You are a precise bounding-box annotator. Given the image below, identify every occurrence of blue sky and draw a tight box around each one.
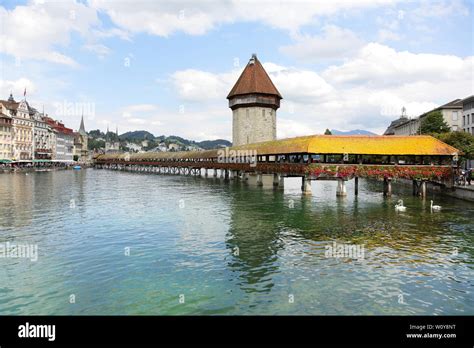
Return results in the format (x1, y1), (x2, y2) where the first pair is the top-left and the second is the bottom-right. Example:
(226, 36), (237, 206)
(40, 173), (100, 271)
(1, 0), (473, 140)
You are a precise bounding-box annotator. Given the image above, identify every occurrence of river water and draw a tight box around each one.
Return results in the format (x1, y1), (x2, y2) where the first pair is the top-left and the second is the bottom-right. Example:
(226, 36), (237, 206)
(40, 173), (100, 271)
(0, 169), (473, 315)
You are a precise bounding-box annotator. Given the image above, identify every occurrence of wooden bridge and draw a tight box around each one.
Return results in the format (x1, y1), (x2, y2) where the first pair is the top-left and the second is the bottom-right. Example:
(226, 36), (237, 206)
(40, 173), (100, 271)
(94, 135), (460, 197)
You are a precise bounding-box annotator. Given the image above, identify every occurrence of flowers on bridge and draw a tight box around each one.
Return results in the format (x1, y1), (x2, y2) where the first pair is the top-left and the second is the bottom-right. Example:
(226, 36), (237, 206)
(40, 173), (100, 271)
(306, 164), (451, 180)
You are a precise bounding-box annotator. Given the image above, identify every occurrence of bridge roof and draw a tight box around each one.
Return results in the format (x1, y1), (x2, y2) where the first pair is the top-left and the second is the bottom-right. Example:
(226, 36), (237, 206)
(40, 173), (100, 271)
(233, 135), (461, 156)
(96, 135), (460, 162)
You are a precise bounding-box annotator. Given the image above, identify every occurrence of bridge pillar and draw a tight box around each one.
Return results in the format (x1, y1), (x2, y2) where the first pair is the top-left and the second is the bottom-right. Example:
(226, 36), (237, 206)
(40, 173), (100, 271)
(421, 180), (427, 198)
(242, 172), (249, 182)
(336, 179), (347, 197)
(273, 173), (280, 187)
(383, 177), (392, 196)
(301, 176), (312, 194)
(279, 175), (285, 187)
(204, 169), (208, 177)
(256, 172), (263, 186)
(224, 169), (229, 180)
(354, 177), (359, 196)
(213, 169), (217, 177)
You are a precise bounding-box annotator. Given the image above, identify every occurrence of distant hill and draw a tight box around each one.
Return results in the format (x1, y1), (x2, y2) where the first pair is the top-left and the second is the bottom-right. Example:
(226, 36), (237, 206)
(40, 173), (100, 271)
(197, 139), (232, 149)
(89, 129), (232, 150)
(331, 129), (377, 135)
(119, 130), (155, 141)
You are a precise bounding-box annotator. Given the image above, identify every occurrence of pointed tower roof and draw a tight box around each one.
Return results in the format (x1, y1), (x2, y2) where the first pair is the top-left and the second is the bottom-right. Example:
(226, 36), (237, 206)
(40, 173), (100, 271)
(79, 114), (86, 134)
(227, 54), (282, 99)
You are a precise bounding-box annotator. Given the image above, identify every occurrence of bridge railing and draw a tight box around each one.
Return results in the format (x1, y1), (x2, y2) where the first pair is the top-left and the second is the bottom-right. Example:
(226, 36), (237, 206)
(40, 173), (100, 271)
(95, 158), (453, 182)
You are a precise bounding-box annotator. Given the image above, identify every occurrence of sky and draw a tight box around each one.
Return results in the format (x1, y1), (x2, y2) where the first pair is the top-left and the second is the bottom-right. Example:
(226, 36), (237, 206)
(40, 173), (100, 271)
(0, 0), (473, 140)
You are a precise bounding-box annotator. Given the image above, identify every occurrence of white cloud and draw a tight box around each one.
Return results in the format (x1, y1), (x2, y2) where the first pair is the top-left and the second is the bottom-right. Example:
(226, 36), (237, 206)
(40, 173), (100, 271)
(82, 44), (111, 58)
(171, 69), (239, 102)
(0, 1), (100, 66)
(322, 43), (473, 87)
(377, 29), (401, 42)
(90, 0), (402, 37)
(280, 25), (364, 61)
(166, 44), (472, 137)
(0, 78), (36, 98)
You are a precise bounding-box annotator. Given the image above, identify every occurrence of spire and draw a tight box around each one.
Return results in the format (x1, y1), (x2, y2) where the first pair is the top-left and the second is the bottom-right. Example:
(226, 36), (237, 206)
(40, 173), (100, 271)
(79, 113), (86, 134)
(227, 54), (282, 99)
(8, 92), (14, 102)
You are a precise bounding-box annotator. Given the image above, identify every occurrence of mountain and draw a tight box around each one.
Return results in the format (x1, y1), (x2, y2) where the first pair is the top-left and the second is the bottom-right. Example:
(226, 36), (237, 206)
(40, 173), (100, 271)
(331, 129), (377, 135)
(119, 130), (155, 141)
(197, 139), (232, 149)
(89, 129), (232, 150)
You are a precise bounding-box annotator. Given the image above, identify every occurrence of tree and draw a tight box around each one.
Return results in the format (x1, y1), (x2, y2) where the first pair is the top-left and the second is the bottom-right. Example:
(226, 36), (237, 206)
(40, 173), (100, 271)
(435, 131), (474, 162)
(324, 129), (332, 135)
(419, 110), (450, 134)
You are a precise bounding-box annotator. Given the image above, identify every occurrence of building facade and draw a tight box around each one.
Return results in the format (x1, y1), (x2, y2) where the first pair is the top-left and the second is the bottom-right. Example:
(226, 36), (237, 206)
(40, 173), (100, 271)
(227, 54), (282, 146)
(44, 117), (74, 161)
(32, 111), (53, 160)
(462, 95), (474, 135)
(384, 99), (463, 136)
(12, 99), (34, 160)
(0, 112), (13, 160)
(462, 95), (474, 169)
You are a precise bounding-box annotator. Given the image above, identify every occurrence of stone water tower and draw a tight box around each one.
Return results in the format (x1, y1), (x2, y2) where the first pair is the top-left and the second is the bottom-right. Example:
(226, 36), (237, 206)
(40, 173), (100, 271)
(227, 54), (282, 146)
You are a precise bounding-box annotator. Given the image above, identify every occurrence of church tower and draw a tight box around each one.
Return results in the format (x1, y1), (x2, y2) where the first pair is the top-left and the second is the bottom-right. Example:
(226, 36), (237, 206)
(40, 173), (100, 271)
(227, 54), (282, 146)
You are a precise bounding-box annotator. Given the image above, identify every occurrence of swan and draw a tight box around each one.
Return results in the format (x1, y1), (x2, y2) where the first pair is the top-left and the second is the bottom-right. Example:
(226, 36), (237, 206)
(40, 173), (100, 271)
(395, 199), (406, 212)
(431, 200), (442, 212)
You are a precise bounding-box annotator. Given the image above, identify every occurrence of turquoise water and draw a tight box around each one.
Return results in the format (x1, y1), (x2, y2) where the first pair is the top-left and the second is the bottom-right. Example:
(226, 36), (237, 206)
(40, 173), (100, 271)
(0, 169), (473, 315)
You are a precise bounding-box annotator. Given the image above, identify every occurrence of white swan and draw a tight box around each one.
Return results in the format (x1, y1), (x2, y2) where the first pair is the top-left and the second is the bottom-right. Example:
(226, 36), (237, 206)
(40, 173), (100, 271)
(431, 200), (442, 212)
(395, 199), (406, 212)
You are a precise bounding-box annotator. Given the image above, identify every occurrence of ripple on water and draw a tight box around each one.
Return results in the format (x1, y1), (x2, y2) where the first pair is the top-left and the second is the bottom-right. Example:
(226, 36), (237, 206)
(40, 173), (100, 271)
(0, 170), (473, 315)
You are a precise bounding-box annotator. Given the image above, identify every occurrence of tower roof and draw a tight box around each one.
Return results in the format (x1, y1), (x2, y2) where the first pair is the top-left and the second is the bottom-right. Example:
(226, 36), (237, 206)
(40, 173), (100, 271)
(79, 114), (86, 134)
(227, 54), (282, 99)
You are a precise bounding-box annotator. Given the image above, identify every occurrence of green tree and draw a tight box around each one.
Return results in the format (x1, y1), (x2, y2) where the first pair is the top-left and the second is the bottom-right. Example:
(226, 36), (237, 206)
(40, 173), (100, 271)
(324, 129), (332, 135)
(435, 131), (474, 162)
(419, 110), (450, 134)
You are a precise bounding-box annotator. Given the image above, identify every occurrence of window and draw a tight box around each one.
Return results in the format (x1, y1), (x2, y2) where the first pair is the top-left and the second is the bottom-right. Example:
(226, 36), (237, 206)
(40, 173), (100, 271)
(463, 115), (466, 126)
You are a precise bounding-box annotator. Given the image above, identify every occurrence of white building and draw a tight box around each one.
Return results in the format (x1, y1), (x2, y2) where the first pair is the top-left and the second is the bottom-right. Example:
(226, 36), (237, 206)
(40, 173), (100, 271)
(32, 111), (54, 160)
(384, 99), (463, 135)
(462, 95), (474, 169)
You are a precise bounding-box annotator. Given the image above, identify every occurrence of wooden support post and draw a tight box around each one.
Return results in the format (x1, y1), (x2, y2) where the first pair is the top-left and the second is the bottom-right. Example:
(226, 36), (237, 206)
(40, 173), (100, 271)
(224, 169), (229, 180)
(383, 177), (392, 196)
(273, 173), (280, 187)
(413, 180), (417, 196)
(336, 178), (347, 197)
(256, 172), (263, 186)
(301, 176), (312, 195)
(213, 168), (217, 177)
(354, 177), (359, 196)
(204, 168), (208, 177)
(421, 181), (427, 198)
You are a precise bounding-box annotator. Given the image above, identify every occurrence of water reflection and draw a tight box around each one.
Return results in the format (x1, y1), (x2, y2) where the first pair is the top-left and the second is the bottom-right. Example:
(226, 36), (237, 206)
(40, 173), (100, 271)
(0, 170), (472, 315)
